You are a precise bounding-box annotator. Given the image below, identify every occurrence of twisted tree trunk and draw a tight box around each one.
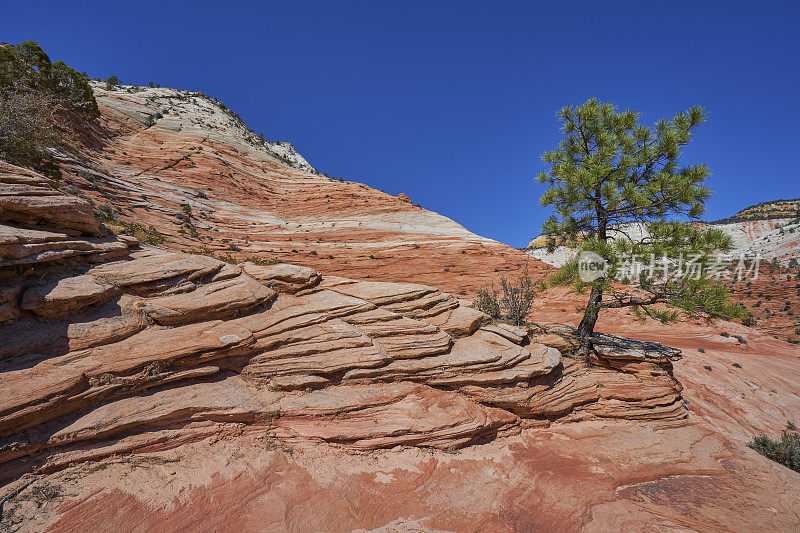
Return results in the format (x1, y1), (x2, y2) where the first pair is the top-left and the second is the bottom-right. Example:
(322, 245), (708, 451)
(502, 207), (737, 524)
(578, 285), (603, 357)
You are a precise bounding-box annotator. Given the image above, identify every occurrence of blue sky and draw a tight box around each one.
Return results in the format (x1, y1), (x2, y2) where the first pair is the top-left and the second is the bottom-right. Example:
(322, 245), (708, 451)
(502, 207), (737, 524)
(4, 1), (798, 247)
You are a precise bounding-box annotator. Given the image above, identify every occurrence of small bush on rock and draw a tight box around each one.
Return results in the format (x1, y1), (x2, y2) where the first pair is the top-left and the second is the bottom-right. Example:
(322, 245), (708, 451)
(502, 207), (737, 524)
(475, 274), (539, 326)
(123, 223), (165, 245)
(500, 275), (537, 326)
(749, 423), (800, 473)
(0, 42), (100, 172)
(475, 285), (502, 319)
(249, 256), (282, 266)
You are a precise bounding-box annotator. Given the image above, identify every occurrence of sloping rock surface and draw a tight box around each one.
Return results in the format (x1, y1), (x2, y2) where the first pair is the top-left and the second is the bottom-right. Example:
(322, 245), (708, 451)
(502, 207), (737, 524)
(0, 247), (689, 471)
(1, 89), (800, 531)
(3, 234), (798, 531)
(49, 82), (551, 297)
(0, 238), (713, 530)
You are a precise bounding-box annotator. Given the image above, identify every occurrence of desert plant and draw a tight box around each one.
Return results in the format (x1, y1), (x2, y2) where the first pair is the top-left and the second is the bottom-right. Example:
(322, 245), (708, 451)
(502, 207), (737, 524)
(475, 274), (539, 325)
(186, 245), (216, 257)
(248, 256), (282, 266)
(1, 41), (98, 118)
(0, 89), (65, 170)
(500, 275), (537, 326)
(537, 99), (747, 354)
(36, 160), (62, 180)
(474, 285), (502, 319)
(105, 75), (118, 90)
(217, 253), (239, 264)
(123, 223), (165, 245)
(144, 112), (163, 127)
(0, 41), (99, 172)
(94, 205), (117, 222)
(749, 423), (800, 473)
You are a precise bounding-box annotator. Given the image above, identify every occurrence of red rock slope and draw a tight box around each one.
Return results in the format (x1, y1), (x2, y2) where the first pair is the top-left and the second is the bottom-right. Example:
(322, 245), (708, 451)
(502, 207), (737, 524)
(1, 166), (799, 532)
(56, 82), (545, 295)
(1, 80), (800, 531)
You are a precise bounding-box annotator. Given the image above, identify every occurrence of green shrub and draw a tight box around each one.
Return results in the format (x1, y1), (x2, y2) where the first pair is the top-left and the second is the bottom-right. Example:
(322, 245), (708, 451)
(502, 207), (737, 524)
(123, 223), (165, 245)
(499, 275), (537, 326)
(749, 423), (800, 473)
(94, 205), (117, 222)
(475, 285), (502, 319)
(186, 245), (215, 257)
(475, 274), (539, 326)
(0, 41), (99, 170)
(37, 160), (62, 180)
(248, 256), (282, 266)
(0, 90), (65, 170)
(217, 253), (239, 264)
(105, 75), (118, 90)
(187, 249), (282, 267)
(144, 112), (163, 127)
(1, 42), (99, 118)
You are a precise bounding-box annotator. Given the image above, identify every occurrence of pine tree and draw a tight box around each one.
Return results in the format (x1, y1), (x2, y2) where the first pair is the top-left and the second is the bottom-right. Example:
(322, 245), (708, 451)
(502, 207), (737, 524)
(536, 99), (749, 355)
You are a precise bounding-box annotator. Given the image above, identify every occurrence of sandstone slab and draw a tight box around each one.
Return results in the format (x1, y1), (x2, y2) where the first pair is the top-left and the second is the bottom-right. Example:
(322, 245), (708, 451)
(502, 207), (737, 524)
(20, 274), (115, 318)
(0, 162), (102, 236)
(242, 262), (321, 293)
(143, 275), (276, 325)
(278, 382), (519, 450)
(90, 252), (224, 291)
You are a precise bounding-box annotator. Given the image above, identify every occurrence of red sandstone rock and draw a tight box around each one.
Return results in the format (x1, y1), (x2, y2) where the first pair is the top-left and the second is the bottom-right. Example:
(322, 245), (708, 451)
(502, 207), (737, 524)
(20, 274), (115, 318)
(242, 262), (321, 293)
(0, 162), (103, 236)
(142, 274), (276, 325)
(1, 85), (799, 532)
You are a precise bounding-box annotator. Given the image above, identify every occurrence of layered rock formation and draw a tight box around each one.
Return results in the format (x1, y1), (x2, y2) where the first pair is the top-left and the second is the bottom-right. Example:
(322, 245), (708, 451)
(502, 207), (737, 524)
(0, 166), (687, 481)
(1, 82), (800, 531)
(48, 82), (546, 296)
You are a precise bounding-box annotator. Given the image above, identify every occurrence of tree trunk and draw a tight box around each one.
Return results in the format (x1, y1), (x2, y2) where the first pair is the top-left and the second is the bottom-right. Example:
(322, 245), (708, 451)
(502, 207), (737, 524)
(578, 285), (603, 358)
(579, 183), (607, 360)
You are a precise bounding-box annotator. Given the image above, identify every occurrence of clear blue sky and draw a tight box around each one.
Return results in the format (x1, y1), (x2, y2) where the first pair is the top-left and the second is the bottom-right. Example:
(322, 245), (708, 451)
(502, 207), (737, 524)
(4, 1), (798, 247)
